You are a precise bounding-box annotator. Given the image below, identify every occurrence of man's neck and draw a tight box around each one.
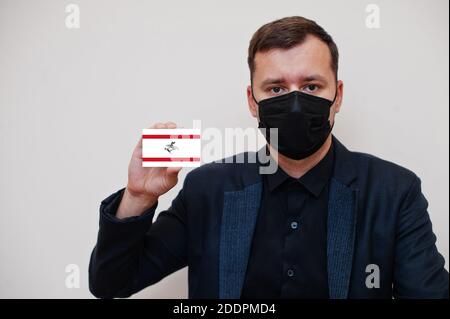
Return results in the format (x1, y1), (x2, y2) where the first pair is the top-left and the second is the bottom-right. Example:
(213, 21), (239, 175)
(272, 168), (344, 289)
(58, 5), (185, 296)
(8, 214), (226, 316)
(268, 135), (333, 179)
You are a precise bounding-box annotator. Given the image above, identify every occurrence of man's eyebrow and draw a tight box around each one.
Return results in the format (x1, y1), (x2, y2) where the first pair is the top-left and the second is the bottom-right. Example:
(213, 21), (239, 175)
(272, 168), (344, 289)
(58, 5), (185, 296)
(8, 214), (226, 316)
(260, 78), (285, 86)
(259, 74), (329, 87)
(304, 74), (328, 83)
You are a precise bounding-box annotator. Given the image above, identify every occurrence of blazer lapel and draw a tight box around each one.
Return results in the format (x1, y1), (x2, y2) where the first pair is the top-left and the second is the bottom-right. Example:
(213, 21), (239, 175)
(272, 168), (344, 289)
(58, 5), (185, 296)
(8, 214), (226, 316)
(218, 182), (263, 299)
(327, 135), (359, 299)
(327, 178), (358, 298)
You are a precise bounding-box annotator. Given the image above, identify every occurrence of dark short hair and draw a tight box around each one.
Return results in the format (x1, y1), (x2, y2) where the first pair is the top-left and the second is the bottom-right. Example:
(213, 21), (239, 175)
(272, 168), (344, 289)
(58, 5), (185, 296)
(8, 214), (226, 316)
(247, 16), (339, 83)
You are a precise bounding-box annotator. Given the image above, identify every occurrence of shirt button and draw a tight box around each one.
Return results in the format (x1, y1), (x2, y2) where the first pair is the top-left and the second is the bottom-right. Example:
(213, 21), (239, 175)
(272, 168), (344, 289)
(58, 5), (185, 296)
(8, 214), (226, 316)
(287, 269), (295, 277)
(290, 221), (298, 230)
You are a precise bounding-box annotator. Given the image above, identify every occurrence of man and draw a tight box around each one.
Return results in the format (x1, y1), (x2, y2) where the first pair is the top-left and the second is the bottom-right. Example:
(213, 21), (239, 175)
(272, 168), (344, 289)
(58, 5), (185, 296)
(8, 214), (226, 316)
(89, 16), (449, 299)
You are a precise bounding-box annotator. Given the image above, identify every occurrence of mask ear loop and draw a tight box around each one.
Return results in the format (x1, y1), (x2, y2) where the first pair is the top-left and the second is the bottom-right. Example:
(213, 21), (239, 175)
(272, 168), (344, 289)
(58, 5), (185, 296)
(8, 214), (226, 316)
(330, 83), (338, 105)
(251, 80), (271, 156)
(328, 82), (339, 132)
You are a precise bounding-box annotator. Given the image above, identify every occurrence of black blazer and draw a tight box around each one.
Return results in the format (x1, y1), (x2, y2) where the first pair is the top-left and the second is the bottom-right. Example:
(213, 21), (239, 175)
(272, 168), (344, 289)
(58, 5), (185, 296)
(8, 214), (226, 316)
(89, 135), (449, 299)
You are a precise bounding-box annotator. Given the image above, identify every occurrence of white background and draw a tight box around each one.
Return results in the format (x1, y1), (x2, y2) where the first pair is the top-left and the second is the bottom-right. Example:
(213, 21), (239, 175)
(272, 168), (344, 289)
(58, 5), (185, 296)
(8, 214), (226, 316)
(0, 0), (448, 298)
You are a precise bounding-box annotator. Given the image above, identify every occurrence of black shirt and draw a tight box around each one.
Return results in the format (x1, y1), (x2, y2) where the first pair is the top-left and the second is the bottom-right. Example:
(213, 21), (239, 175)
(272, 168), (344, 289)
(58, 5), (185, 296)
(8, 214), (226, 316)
(241, 141), (335, 298)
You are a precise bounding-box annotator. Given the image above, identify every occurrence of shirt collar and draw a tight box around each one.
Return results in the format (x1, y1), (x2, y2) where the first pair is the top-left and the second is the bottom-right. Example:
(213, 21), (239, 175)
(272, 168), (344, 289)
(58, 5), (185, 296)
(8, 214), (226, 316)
(266, 141), (335, 197)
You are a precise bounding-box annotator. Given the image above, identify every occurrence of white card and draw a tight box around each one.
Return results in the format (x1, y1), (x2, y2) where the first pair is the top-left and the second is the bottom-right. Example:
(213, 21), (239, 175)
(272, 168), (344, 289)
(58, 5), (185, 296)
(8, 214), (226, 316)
(141, 129), (201, 167)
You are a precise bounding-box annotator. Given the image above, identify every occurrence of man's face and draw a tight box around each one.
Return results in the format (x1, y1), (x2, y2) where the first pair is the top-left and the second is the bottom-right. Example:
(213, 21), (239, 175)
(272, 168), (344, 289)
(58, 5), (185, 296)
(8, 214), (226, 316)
(247, 35), (343, 125)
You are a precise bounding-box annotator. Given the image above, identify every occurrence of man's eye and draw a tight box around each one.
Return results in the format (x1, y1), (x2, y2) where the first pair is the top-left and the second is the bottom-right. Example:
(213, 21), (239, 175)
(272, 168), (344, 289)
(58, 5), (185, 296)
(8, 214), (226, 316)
(304, 84), (319, 92)
(270, 87), (284, 94)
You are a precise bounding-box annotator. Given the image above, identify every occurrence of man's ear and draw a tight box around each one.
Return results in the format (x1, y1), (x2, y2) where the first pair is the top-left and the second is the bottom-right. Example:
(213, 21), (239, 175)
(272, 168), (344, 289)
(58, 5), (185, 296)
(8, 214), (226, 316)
(247, 85), (258, 118)
(333, 80), (344, 114)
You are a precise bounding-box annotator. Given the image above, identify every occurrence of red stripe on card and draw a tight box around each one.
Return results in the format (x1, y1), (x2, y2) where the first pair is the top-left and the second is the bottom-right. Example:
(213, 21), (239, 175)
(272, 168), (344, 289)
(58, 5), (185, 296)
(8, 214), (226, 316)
(142, 157), (200, 162)
(142, 134), (200, 139)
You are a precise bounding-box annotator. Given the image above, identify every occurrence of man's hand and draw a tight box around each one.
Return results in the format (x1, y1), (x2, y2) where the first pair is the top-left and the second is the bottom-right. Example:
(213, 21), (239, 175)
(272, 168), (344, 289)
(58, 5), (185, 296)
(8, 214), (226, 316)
(116, 122), (182, 219)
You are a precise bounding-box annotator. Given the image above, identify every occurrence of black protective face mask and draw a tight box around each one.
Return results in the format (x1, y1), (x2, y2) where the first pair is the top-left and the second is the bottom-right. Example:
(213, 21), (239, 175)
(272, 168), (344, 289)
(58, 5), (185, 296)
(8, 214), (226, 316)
(253, 88), (337, 160)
